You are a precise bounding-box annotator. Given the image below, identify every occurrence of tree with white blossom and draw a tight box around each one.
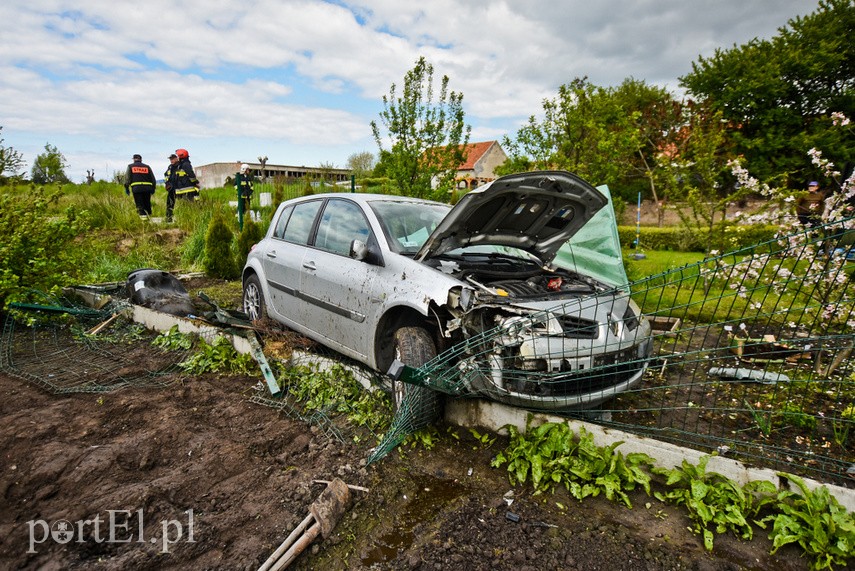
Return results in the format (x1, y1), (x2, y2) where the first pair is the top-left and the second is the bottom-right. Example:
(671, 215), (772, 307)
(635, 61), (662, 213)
(720, 113), (854, 373)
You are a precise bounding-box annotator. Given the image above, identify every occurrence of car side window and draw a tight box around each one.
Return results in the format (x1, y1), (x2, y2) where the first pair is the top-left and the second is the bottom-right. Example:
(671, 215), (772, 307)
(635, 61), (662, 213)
(281, 201), (322, 245)
(272, 205), (294, 239)
(315, 199), (371, 256)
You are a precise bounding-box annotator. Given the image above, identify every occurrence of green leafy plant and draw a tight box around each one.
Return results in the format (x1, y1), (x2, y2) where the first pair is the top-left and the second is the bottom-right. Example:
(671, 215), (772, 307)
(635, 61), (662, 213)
(178, 335), (255, 374)
(405, 425), (441, 450)
(236, 215), (264, 263)
(831, 405), (854, 448)
(468, 427), (496, 448)
(151, 325), (195, 351)
(745, 399), (773, 436)
(757, 473), (855, 571)
(778, 402), (818, 431)
(491, 421), (655, 507)
(654, 454), (776, 551)
(279, 364), (392, 435)
(0, 186), (89, 308)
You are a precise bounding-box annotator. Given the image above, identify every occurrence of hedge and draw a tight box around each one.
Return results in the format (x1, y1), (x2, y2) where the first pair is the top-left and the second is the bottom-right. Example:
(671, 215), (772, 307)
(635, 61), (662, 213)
(618, 224), (780, 253)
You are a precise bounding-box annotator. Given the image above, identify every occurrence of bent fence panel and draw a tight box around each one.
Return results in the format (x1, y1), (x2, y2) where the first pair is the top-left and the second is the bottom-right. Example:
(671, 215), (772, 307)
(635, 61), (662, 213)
(372, 221), (855, 485)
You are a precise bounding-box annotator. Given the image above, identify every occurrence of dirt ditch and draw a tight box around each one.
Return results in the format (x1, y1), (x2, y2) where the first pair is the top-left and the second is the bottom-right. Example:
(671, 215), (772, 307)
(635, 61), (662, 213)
(0, 358), (819, 570)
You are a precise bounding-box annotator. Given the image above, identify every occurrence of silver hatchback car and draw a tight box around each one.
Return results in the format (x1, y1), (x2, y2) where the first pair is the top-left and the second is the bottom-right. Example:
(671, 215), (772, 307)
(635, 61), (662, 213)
(242, 171), (651, 412)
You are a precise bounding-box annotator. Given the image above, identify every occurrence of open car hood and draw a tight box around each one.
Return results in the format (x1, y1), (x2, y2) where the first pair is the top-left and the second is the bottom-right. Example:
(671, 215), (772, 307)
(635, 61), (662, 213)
(416, 171), (608, 264)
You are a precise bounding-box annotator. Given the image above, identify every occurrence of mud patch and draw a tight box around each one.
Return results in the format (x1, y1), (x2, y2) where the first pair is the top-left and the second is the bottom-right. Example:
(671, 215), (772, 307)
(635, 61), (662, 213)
(0, 368), (814, 570)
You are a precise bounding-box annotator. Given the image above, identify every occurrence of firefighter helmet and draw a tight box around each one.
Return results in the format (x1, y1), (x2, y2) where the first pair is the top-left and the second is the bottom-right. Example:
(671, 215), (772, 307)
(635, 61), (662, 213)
(175, 148), (189, 160)
(240, 163), (250, 173)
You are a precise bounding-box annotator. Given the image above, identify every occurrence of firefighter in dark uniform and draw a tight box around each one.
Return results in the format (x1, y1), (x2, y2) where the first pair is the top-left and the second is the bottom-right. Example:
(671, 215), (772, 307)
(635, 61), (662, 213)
(124, 154), (157, 219)
(173, 148), (200, 201)
(235, 163), (254, 230)
(164, 153), (179, 222)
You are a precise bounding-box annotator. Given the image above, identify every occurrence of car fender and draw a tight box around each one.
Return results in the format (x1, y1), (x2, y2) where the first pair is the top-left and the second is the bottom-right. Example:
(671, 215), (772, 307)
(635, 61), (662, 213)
(366, 255), (464, 370)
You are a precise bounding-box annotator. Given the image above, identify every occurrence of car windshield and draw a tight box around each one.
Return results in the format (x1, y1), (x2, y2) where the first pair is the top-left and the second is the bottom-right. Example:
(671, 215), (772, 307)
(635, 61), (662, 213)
(369, 200), (450, 255)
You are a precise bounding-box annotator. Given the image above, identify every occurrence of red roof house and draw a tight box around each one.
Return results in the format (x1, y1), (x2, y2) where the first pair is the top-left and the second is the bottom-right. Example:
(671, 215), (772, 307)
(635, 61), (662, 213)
(453, 141), (508, 189)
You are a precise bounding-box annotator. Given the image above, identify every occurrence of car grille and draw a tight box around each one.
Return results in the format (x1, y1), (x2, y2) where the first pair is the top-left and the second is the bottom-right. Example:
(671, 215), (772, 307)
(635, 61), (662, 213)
(556, 315), (599, 338)
(505, 347), (643, 397)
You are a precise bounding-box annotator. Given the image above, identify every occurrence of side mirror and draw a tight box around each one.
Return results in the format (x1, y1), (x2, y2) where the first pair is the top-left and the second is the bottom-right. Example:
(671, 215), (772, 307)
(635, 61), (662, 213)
(350, 239), (369, 261)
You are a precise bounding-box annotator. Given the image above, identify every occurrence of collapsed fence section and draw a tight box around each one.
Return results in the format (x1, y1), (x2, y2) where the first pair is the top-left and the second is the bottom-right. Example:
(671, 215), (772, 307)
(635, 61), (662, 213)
(0, 298), (192, 394)
(370, 221), (855, 485)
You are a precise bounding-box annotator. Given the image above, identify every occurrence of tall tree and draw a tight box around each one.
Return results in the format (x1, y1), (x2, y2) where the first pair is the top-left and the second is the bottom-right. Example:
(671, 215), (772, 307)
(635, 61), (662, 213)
(679, 0), (855, 185)
(653, 103), (745, 251)
(498, 77), (643, 196)
(31, 143), (69, 185)
(371, 56), (471, 200)
(0, 126), (26, 178)
(346, 151), (376, 178)
(610, 79), (684, 212)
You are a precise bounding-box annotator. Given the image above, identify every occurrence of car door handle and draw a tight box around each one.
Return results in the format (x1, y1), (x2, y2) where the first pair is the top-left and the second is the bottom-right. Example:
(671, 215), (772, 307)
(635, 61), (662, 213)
(266, 251), (277, 258)
(302, 260), (317, 271)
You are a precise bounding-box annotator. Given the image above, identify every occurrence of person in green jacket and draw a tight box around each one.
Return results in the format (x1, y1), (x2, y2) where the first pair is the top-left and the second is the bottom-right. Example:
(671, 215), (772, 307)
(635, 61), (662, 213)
(235, 163), (254, 230)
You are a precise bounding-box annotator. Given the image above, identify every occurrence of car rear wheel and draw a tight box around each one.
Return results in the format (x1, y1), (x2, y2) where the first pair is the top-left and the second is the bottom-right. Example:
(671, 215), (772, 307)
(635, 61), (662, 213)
(392, 327), (442, 422)
(243, 274), (268, 321)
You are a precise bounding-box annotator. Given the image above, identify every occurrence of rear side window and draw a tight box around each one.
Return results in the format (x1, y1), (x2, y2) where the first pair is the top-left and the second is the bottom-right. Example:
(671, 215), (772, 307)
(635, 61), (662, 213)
(281, 201), (322, 245)
(272, 205), (294, 238)
(315, 199), (371, 256)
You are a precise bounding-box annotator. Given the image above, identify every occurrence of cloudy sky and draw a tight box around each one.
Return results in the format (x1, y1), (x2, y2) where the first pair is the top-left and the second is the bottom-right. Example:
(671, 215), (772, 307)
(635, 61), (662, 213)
(0, 0), (819, 183)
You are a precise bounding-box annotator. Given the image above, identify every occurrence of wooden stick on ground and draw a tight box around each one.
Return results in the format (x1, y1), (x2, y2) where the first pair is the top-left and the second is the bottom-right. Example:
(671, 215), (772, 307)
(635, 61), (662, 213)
(86, 313), (121, 335)
(257, 514), (314, 571)
(312, 479), (369, 493)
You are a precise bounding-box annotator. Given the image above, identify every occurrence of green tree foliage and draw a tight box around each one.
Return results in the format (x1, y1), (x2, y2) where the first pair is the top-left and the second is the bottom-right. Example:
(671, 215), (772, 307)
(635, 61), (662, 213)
(679, 0), (855, 184)
(0, 186), (88, 307)
(371, 56), (471, 200)
(31, 143), (70, 185)
(654, 103), (749, 252)
(498, 77), (646, 199)
(203, 210), (238, 279)
(346, 151), (376, 179)
(236, 215), (263, 263)
(611, 79), (684, 208)
(0, 126), (26, 178)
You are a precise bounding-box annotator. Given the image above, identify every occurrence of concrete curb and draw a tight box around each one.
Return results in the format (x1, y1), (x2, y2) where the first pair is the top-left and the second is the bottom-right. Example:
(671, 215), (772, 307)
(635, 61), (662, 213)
(131, 305), (253, 354)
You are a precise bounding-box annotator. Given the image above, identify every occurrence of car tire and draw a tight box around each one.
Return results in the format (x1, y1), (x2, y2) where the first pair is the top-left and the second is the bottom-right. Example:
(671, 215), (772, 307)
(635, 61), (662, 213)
(392, 326), (442, 423)
(243, 274), (268, 321)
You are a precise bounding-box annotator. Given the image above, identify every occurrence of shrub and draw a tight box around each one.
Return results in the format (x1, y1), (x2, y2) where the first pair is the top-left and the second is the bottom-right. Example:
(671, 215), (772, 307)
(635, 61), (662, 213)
(0, 186), (89, 307)
(202, 210), (238, 279)
(618, 224), (778, 252)
(236, 216), (264, 264)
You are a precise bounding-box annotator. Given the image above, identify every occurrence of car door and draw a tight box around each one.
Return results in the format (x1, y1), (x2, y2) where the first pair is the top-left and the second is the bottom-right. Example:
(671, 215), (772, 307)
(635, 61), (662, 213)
(261, 199), (322, 327)
(298, 198), (381, 360)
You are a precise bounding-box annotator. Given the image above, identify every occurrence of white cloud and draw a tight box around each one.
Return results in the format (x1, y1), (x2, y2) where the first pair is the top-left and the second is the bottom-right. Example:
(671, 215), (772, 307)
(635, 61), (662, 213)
(0, 0), (820, 181)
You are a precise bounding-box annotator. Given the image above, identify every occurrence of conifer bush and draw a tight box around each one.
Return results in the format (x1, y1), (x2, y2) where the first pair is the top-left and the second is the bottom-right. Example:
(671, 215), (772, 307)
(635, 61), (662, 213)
(202, 210), (239, 279)
(236, 216), (263, 264)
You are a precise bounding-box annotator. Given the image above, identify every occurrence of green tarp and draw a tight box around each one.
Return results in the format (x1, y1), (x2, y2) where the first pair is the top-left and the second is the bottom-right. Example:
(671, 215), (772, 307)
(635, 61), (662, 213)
(552, 185), (629, 290)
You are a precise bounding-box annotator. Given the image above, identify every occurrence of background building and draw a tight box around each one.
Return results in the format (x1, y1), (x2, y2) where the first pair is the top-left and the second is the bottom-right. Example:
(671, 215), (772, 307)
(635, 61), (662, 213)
(195, 162), (351, 189)
(452, 141), (508, 190)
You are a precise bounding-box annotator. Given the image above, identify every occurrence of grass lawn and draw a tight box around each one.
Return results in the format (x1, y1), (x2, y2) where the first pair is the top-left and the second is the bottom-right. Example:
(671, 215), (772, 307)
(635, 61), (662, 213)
(623, 249), (706, 281)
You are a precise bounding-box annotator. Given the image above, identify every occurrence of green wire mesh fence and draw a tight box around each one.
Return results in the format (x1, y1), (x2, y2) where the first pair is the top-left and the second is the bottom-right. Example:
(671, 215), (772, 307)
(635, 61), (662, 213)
(0, 294), (384, 448)
(0, 295), (190, 394)
(369, 220), (855, 485)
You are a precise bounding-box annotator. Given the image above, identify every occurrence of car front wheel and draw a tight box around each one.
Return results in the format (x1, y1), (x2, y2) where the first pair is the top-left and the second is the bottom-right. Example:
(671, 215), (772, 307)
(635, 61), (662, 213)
(392, 326), (442, 423)
(243, 274), (268, 321)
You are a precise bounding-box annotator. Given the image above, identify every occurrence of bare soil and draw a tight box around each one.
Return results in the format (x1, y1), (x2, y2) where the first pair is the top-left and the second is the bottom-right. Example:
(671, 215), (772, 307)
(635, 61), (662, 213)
(0, 351), (823, 570)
